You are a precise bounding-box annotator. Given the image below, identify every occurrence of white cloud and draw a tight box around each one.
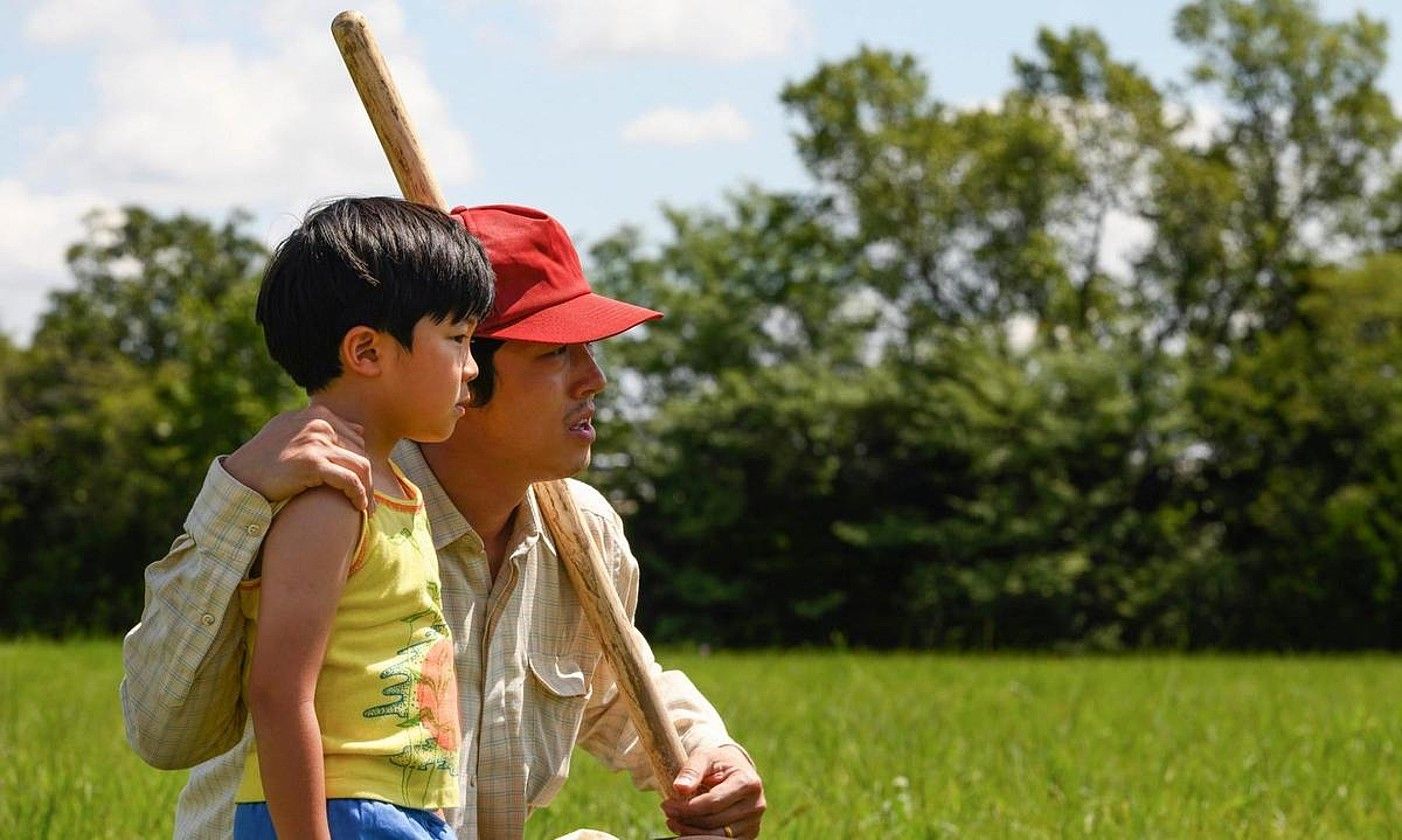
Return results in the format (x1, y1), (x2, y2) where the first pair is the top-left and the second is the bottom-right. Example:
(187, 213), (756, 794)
(0, 76), (24, 114)
(5, 0), (477, 342)
(19, 0), (473, 210)
(0, 181), (108, 342)
(22, 0), (474, 213)
(533, 0), (805, 62)
(24, 0), (159, 47)
(621, 102), (751, 146)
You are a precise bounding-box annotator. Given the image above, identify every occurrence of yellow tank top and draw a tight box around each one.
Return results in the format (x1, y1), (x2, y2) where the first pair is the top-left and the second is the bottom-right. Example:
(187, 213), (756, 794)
(236, 464), (460, 810)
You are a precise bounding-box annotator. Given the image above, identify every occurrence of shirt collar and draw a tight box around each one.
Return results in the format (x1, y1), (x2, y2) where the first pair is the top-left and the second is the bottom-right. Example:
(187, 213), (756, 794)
(519, 484), (549, 556)
(391, 440), (547, 558)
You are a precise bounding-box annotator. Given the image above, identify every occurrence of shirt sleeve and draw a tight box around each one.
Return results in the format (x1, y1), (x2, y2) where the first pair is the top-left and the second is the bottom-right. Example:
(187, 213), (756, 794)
(572, 493), (752, 791)
(119, 457), (273, 770)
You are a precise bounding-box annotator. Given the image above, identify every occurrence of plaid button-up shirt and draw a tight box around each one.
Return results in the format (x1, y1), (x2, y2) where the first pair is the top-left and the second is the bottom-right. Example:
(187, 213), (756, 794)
(121, 442), (739, 839)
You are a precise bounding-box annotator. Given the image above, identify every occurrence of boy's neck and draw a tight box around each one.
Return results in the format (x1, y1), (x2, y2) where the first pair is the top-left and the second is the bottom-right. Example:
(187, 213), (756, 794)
(308, 390), (400, 494)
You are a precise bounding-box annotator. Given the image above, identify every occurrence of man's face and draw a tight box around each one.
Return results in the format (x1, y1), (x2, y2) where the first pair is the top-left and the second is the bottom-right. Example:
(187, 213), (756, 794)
(457, 340), (606, 483)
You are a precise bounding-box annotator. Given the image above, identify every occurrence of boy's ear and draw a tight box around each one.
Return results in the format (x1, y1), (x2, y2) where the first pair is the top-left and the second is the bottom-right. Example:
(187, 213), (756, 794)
(339, 326), (386, 378)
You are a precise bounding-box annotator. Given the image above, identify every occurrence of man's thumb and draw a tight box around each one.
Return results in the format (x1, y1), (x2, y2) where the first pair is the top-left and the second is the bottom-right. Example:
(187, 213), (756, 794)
(672, 754), (709, 795)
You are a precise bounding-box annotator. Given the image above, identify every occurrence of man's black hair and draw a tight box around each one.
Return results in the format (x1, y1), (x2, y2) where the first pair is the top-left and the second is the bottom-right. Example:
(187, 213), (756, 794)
(257, 196), (495, 393)
(467, 337), (505, 407)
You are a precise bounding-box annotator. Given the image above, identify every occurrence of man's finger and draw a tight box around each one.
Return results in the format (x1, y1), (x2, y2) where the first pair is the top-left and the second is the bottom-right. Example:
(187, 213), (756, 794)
(300, 415), (338, 442)
(667, 814), (761, 839)
(324, 416), (367, 452)
(332, 450), (376, 512)
(337, 425), (367, 453)
(301, 409), (366, 453)
(318, 462), (372, 511)
(672, 749), (715, 797)
(330, 450), (374, 491)
(664, 793), (754, 832)
(666, 802), (753, 833)
(666, 769), (752, 817)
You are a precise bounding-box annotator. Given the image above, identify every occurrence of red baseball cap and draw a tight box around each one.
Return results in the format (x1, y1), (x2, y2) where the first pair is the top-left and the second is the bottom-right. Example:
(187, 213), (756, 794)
(450, 204), (662, 342)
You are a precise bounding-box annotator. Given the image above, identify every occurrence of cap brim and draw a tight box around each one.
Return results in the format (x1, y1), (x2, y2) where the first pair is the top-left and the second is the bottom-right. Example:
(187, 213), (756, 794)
(478, 292), (662, 343)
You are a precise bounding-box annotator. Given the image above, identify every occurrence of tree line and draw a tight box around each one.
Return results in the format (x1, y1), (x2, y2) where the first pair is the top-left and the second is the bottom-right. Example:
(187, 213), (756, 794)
(2, 0), (1399, 648)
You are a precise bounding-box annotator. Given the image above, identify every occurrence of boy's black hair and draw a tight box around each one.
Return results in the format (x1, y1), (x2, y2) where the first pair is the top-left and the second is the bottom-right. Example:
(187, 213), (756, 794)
(257, 197), (495, 393)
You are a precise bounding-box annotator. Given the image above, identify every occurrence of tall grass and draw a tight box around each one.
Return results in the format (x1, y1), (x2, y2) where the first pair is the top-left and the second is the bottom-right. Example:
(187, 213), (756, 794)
(1, 642), (1397, 838)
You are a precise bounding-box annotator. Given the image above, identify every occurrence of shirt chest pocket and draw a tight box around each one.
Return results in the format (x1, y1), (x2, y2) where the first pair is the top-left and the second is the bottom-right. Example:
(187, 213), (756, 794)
(523, 649), (601, 807)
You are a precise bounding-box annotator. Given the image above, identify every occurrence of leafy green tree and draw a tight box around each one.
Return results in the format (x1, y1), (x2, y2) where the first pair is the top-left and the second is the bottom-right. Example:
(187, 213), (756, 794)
(0, 207), (296, 634)
(1011, 27), (1174, 336)
(4, 0), (1398, 650)
(779, 48), (1088, 336)
(1193, 255), (1402, 647)
(586, 0), (1401, 650)
(1161, 0), (1399, 346)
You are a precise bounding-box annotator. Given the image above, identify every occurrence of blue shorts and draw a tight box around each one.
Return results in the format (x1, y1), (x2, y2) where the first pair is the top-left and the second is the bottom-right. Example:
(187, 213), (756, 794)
(233, 799), (456, 839)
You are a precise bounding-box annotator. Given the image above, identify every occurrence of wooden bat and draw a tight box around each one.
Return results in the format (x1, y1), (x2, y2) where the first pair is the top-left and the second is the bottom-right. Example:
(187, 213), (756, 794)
(330, 9), (689, 797)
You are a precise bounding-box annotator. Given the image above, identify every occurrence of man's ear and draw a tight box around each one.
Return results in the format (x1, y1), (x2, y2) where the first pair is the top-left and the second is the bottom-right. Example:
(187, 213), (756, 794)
(339, 326), (386, 378)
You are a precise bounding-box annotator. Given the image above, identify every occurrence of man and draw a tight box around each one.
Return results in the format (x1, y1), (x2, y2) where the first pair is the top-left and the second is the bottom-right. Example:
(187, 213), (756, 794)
(121, 204), (766, 839)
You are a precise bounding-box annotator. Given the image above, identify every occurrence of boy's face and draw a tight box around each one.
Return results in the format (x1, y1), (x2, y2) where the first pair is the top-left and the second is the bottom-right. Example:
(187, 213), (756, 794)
(385, 316), (479, 443)
(455, 340), (606, 483)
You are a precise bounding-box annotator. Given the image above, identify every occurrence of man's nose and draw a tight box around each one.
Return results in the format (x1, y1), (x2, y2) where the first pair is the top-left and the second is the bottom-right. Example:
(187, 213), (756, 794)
(572, 345), (606, 397)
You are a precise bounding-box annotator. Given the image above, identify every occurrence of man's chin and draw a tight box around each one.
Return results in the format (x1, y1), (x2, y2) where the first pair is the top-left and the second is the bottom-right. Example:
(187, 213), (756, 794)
(554, 450), (591, 481)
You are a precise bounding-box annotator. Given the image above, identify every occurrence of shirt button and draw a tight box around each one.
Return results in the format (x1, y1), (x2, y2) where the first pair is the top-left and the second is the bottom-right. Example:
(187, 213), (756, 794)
(201, 613), (216, 626)
(245, 524), (262, 536)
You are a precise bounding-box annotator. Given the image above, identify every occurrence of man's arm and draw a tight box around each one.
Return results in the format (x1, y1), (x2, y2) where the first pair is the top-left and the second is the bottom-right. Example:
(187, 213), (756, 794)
(579, 622), (765, 838)
(120, 457), (273, 769)
(120, 406), (371, 770)
(568, 482), (766, 839)
(248, 488), (359, 840)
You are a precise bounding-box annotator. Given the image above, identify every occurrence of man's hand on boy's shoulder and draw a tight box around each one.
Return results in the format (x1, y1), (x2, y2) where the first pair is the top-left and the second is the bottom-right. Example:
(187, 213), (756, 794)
(224, 405), (374, 511)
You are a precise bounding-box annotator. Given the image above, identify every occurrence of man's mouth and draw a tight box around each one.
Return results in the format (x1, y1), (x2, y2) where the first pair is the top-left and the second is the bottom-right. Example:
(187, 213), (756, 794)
(567, 405), (595, 435)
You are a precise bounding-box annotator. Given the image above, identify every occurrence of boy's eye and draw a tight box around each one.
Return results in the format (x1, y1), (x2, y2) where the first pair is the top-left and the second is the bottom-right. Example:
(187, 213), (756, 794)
(451, 319), (478, 341)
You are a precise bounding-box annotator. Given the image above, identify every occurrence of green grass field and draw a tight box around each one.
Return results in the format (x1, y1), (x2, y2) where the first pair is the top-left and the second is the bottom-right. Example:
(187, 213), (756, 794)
(1, 641), (1398, 838)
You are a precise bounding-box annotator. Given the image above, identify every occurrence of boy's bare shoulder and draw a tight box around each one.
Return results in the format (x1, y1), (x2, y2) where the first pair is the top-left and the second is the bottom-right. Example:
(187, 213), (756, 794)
(271, 485), (362, 533)
(288, 484), (361, 511)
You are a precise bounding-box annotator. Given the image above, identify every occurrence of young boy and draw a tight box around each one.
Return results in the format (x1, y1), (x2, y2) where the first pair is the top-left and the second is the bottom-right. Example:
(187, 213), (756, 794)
(232, 197), (494, 839)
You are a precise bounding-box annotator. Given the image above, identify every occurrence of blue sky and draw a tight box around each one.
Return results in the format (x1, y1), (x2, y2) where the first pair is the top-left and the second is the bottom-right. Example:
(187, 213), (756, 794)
(2, 0), (1398, 342)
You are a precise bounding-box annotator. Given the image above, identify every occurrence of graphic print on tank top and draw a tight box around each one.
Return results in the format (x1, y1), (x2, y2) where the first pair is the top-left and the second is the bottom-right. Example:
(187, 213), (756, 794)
(363, 574), (461, 803)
